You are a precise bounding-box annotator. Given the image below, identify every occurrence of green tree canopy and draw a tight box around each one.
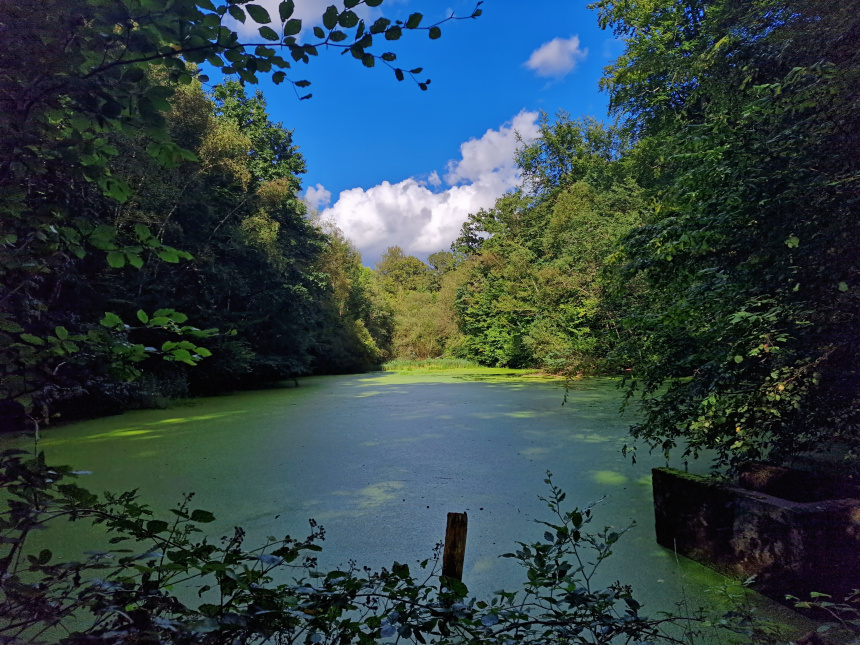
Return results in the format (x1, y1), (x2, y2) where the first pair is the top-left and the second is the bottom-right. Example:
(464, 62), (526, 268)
(595, 0), (860, 469)
(375, 246), (431, 295)
(451, 116), (646, 371)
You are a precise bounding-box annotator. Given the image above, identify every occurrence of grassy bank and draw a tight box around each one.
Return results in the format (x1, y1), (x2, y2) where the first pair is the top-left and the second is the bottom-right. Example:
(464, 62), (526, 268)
(381, 358), (483, 371)
(380, 358), (546, 377)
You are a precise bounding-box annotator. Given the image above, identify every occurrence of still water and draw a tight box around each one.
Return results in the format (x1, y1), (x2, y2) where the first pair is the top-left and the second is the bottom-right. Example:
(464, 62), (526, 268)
(18, 372), (790, 620)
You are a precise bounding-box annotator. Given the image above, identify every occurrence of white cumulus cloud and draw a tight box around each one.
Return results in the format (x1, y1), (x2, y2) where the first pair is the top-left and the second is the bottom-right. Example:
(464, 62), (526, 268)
(304, 183), (332, 211)
(318, 110), (541, 265)
(445, 110), (541, 185)
(524, 35), (588, 79)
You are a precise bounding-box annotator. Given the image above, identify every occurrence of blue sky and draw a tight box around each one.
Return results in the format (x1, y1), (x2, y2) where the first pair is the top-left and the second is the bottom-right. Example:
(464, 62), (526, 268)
(226, 0), (620, 265)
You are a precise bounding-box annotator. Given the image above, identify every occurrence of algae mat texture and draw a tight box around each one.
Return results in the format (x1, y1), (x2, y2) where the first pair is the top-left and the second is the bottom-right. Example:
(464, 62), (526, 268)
(20, 372), (781, 618)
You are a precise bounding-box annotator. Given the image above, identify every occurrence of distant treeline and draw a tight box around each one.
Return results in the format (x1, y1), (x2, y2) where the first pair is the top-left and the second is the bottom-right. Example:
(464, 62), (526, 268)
(374, 115), (643, 375)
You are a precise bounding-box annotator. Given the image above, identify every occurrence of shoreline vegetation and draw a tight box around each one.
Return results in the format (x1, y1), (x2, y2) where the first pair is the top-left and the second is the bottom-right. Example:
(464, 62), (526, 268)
(380, 358), (550, 377)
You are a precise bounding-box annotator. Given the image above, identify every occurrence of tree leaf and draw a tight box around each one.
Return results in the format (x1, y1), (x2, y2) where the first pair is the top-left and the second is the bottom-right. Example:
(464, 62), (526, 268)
(258, 25), (279, 41)
(0, 318), (24, 333)
(284, 19), (301, 36)
(370, 18), (390, 34)
(190, 509), (216, 523)
(171, 348), (196, 365)
(146, 520), (169, 534)
(227, 5), (245, 23)
(157, 250), (180, 263)
(100, 312), (123, 328)
(134, 223), (152, 240)
(107, 251), (126, 268)
(245, 4), (270, 23)
(338, 10), (358, 28)
(15, 394), (33, 411)
(278, 0), (294, 21)
(322, 5), (338, 30)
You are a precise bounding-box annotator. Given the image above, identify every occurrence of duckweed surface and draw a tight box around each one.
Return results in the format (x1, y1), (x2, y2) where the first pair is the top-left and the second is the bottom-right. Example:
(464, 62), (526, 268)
(9, 373), (800, 623)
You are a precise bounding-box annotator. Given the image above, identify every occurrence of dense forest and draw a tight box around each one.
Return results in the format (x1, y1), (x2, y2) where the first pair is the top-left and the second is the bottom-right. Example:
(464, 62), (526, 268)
(1, 75), (394, 428)
(2, 0), (858, 473)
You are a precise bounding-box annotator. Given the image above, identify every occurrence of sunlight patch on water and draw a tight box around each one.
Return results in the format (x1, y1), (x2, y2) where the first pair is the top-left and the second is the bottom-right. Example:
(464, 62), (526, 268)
(38, 411), (247, 447)
(522, 429), (548, 437)
(333, 481), (405, 510)
(361, 433), (442, 447)
(69, 428), (156, 443)
(470, 412), (501, 420)
(591, 470), (628, 485)
(37, 428), (135, 447)
(504, 411), (540, 419)
(147, 412), (244, 425)
(568, 432), (613, 444)
(471, 556), (498, 574)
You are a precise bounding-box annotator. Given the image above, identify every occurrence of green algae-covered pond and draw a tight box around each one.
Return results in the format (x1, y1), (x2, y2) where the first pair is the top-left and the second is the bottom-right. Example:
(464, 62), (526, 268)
(8, 372), (802, 623)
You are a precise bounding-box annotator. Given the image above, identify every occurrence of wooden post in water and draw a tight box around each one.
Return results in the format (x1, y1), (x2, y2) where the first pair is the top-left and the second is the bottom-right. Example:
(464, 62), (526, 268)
(442, 512), (468, 581)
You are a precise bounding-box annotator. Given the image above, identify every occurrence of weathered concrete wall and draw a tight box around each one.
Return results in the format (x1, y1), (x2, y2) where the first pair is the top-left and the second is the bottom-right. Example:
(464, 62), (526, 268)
(652, 467), (860, 601)
(736, 462), (860, 503)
